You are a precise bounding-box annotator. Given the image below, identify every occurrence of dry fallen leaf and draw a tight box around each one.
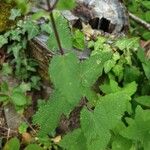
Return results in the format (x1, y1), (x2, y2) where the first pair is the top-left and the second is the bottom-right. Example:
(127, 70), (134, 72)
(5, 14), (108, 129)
(22, 132), (32, 144)
(51, 135), (61, 143)
(140, 40), (150, 58)
(82, 23), (94, 40)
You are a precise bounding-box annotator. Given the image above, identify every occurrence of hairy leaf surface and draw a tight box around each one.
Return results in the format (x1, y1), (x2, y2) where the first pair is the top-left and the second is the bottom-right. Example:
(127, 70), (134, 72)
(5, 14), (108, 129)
(80, 92), (131, 150)
(121, 106), (150, 146)
(59, 129), (87, 150)
(33, 52), (111, 137)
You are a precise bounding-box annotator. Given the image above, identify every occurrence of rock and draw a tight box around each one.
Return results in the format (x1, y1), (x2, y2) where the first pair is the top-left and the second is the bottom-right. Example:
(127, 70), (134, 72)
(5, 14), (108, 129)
(41, 0), (129, 34)
(63, 0), (129, 33)
(0, 76), (23, 131)
(27, 0), (129, 82)
(4, 104), (23, 131)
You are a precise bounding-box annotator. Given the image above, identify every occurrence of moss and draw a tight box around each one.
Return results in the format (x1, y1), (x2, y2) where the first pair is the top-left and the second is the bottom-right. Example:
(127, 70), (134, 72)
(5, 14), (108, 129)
(0, 1), (15, 33)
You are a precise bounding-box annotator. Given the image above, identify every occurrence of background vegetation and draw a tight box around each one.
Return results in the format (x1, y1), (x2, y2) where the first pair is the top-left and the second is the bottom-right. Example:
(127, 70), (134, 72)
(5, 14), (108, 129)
(0, 0), (150, 150)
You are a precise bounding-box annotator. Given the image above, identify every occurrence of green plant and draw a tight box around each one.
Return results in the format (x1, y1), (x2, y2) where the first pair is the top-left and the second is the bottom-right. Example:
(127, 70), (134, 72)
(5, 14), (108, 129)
(3, 137), (43, 150)
(4, 0), (31, 14)
(18, 122), (28, 134)
(125, 0), (150, 40)
(0, 81), (31, 112)
(0, 18), (40, 80)
(46, 12), (73, 52)
(1, 0), (150, 149)
(33, 35), (150, 150)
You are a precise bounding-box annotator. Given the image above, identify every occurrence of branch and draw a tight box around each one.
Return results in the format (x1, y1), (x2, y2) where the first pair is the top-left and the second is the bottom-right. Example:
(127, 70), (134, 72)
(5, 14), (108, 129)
(129, 12), (150, 31)
(46, 0), (64, 55)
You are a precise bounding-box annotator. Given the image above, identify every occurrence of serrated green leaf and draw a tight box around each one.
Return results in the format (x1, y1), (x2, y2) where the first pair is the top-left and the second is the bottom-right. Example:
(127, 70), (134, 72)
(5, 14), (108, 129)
(113, 52), (120, 61)
(34, 51), (98, 137)
(91, 37), (112, 56)
(49, 53), (82, 105)
(115, 37), (140, 51)
(30, 76), (41, 90)
(142, 31), (150, 40)
(9, 9), (21, 20)
(120, 106), (150, 144)
(9, 29), (22, 41)
(32, 10), (49, 20)
(0, 35), (8, 48)
(18, 122), (28, 134)
(19, 82), (31, 93)
(141, 1), (150, 10)
(112, 64), (124, 79)
(11, 91), (27, 106)
(80, 52), (112, 87)
(1, 63), (12, 76)
(124, 66), (141, 83)
(100, 83), (112, 94)
(142, 61), (150, 80)
(8, 43), (22, 60)
(109, 79), (121, 93)
(113, 121), (127, 135)
(41, 23), (52, 34)
(33, 91), (74, 137)
(137, 48), (150, 80)
(100, 80), (137, 96)
(34, 52), (111, 137)
(23, 20), (39, 40)
(81, 108), (111, 150)
(100, 79), (121, 94)
(80, 52), (112, 103)
(73, 29), (85, 50)
(80, 92), (131, 150)
(135, 96), (150, 107)
(82, 87), (98, 105)
(97, 92), (131, 129)
(93, 37), (107, 51)
(141, 81), (150, 95)
(112, 135), (132, 150)
(137, 48), (146, 63)
(59, 129), (87, 150)
(104, 59), (116, 73)
(122, 81), (137, 96)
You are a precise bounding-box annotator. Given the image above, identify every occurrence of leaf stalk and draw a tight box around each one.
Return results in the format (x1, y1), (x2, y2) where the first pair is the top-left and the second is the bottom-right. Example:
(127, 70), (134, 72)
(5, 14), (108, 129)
(46, 0), (64, 55)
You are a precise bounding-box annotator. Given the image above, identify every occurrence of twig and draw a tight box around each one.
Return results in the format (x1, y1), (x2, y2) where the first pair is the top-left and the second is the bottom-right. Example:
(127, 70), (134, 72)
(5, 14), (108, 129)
(6, 128), (10, 141)
(129, 12), (150, 31)
(46, 0), (64, 55)
(0, 126), (17, 133)
(22, 117), (37, 134)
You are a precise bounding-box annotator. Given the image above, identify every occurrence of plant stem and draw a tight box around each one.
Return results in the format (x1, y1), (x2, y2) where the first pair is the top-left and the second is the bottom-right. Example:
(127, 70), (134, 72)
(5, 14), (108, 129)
(50, 0), (59, 11)
(46, 0), (64, 55)
(129, 12), (150, 31)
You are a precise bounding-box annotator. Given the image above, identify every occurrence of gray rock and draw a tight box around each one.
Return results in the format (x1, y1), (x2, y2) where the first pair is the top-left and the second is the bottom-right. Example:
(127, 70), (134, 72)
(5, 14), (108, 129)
(35, 0), (128, 33)
(62, 0), (129, 33)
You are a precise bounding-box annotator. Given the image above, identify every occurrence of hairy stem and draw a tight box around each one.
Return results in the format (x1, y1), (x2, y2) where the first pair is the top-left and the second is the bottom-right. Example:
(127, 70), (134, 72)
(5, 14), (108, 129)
(46, 0), (64, 55)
